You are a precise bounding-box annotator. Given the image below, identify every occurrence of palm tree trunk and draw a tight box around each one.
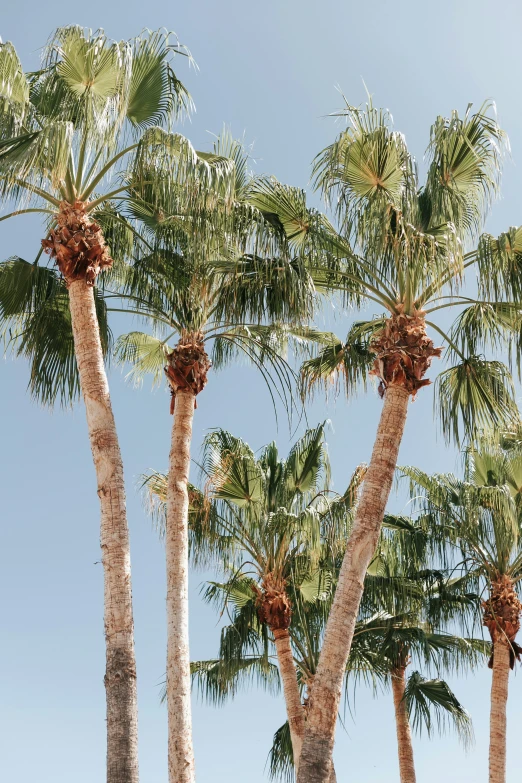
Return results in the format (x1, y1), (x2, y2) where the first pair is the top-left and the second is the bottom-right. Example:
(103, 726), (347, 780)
(296, 385), (410, 783)
(391, 667), (416, 783)
(166, 387), (196, 783)
(68, 279), (138, 783)
(273, 628), (305, 770)
(489, 639), (510, 783)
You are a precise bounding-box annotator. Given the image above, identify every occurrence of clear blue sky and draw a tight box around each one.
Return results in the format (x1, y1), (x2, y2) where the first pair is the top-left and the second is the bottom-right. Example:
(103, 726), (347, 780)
(2, 1), (522, 781)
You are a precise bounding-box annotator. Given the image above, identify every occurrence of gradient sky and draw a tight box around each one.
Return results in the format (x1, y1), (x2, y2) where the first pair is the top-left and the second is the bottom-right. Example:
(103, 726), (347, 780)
(2, 1), (522, 781)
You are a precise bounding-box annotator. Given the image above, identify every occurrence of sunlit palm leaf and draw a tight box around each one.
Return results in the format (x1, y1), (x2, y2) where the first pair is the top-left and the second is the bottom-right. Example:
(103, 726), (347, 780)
(0, 257), (111, 405)
(476, 225), (522, 302)
(404, 671), (474, 747)
(248, 176), (330, 250)
(448, 302), (522, 370)
(126, 30), (193, 128)
(267, 721), (294, 783)
(191, 656), (280, 707)
(425, 102), (506, 238)
(0, 41), (29, 136)
(0, 120), (73, 196)
(210, 252), (316, 325)
(314, 101), (411, 203)
(129, 128), (235, 219)
(300, 319), (381, 399)
(115, 330), (171, 386)
(203, 429), (264, 507)
(284, 422), (330, 498)
(435, 357), (520, 445)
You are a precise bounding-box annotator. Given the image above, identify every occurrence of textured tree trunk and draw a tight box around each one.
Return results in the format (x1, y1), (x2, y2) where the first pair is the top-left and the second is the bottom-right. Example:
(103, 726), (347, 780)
(68, 279), (138, 783)
(296, 385), (410, 783)
(166, 388), (196, 783)
(391, 668), (416, 783)
(489, 639), (510, 783)
(273, 628), (305, 770)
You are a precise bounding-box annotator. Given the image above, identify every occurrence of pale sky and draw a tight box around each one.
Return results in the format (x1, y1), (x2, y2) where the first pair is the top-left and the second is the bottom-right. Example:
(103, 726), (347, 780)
(2, 2), (522, 781)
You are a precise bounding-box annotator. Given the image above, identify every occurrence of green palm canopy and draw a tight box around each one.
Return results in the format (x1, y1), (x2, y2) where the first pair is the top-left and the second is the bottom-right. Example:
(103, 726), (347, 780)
(291, 98), (522, 444)
(402, 434), (522, 661)
(144, 433), (481, 782)
(0, 26), (192, 404)
(113, 131), (341, 416)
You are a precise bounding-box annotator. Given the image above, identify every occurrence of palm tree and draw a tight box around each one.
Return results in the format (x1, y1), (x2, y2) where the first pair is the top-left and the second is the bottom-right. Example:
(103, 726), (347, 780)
(203, 545), (478, 783)
(194, 601), (476, 783)
(346, 509), (483, 783)
(0, 28), (191, 783)
(1, 114), (329, 780)
(115, 133), (331, 783)
(367, 618), (477, 783)
(143, 424), (337, 774)
(146, 450), (478, 783)
(289, 98), (522, 783)
(402, 439), (522, 783)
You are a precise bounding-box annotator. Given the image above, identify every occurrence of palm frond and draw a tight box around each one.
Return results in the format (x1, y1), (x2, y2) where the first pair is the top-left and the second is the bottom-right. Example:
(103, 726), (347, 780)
(404, 671), (474, 747)
(128, 128), (235, 233)
(284, 422), (330, 501)
(35, 26), (132, 149)
(476, 225), (522, 302)
(267, 721), (294, 783)
(425, 102), (506, 239)
(210, 251), (316, 326)
(212, 127), (251, 200)
(435, 357), (520, 445)
(211, 324), (334, 371)
(0, 257), (111, 405)
(300, 319), (381, 400)
(313, 99), (416, 243)
(191, 655), (279, 706)
(202, 429), (264, 507)
(0, 120), (73, 200)
(126, 29), (193, 128)
(114, 330), (171, 386)
(0, 40), (30, 137)
(247, 175), (342, 255)
(447, 302), (522, 373)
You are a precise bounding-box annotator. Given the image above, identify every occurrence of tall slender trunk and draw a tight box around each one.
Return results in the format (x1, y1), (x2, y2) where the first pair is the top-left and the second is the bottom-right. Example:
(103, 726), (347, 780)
(166, 387), (196, 783)
(489, 639), (510, 783)
(68, 279), (139, 783)
(391, 667), (416, 783)
(296, 385), (410, 783)
(273, 628), (305, 770)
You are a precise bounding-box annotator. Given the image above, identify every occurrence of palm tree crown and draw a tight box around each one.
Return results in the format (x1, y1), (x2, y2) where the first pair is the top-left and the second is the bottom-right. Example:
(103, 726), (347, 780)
(299, 98), (522, 443)
(146, 440), (480, 783)
(0, 27), (192, 404)
(0, 28), (194, 783)
(113, 131), (337, 415)
(402, 436), (522, 783)
(403, 436), (522, 662)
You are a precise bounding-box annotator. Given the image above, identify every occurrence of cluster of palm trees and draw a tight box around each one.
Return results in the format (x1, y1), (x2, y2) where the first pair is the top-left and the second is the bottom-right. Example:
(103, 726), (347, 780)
(1, 24), (522, 783)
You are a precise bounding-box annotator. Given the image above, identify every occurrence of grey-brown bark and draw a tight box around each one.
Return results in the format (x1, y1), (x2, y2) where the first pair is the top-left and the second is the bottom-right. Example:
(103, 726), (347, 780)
(68, 279), (139, 783)
(296, 385), (410, 783)
(489, 639), (510, 783)
(391, 667), (416, 783)
(273, 627), (306, 770)
(166, 387), (196, 783)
